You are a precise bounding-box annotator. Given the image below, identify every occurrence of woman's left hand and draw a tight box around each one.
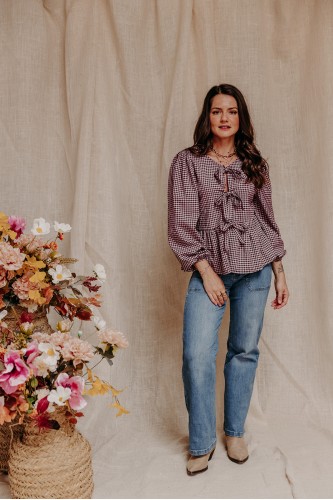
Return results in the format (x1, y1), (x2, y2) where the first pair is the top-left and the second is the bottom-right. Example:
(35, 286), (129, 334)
(271, 276), (289, 309)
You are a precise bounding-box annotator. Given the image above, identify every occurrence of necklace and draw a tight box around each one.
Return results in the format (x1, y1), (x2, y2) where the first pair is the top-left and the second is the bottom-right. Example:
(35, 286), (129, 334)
(211, 146), (237, 159)
(210, 146), (237, 167)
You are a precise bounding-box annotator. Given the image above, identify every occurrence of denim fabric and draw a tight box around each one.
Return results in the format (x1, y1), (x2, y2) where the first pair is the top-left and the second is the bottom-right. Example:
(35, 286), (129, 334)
(182, 262), (272, 456)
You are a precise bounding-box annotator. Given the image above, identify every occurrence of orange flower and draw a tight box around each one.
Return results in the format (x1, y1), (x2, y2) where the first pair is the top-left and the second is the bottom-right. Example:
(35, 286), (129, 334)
(43, 286), (54, 304)
(49, 241), (58, 251)
(18, 400), (29, 412)
(0, 397), (14, 425)
(0, 295), (5, 308)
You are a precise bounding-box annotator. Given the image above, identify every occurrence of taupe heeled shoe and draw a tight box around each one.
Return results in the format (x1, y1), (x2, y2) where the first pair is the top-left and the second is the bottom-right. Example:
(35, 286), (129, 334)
(186, 448), (215, 476)
(225, 435), (249, 464)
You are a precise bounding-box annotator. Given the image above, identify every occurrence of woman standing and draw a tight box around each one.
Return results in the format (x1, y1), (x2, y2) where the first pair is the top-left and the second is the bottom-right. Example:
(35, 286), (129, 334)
(168, 84), (289, 476)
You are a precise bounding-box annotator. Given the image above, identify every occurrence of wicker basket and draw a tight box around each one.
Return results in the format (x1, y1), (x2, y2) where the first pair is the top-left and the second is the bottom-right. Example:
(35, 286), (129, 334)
(8, 409), (94, 499)
(0, 422), (23, 473)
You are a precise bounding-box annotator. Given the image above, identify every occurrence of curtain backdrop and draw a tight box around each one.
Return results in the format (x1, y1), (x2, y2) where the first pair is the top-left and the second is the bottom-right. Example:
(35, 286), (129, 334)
(1, 0), (333, 498)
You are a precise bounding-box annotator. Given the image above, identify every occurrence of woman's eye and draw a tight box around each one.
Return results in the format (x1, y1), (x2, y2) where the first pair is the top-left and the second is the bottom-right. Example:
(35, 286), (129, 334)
(212, 110), (219, 115)
(230, 110), (238, 115)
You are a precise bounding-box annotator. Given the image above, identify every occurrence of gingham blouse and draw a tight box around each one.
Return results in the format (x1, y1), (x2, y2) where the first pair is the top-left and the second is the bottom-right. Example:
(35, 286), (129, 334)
(167, 148), (286, 274)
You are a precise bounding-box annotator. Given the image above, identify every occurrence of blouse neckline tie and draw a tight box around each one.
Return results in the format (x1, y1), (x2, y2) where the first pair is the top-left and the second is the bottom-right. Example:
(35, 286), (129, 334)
(214, 190), (243, 209)
(214, 166), (243, 184)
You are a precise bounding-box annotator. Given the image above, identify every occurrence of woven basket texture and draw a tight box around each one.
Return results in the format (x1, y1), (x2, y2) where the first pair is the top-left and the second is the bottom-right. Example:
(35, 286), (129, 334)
(8, 409), (94, 499)
(0, 422), (23, 473)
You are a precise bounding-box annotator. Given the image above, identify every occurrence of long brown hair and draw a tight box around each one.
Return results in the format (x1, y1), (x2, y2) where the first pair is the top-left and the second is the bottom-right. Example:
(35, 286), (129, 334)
(188, 84), (268, 188)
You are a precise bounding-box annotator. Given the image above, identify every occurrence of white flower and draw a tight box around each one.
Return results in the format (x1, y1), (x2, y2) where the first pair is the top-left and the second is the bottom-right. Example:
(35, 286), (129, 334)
(36, 388), (50, 401)
(31, 218), (50, 236)
(48, 264), (72, 284)
(53, 221), (72, 233)
(35, 388), (55, 412)
(94, 263), (106, 281)
(37, 343), (60, 372)
(20, 322), (33, 333)
(25, 302), (38, 313)
(93, 316), (106, 330)
(32, 356), (50, 377)
(0, 310), (8, 321)
(47, 386), (71, 406)
(32, 331), (52, 343)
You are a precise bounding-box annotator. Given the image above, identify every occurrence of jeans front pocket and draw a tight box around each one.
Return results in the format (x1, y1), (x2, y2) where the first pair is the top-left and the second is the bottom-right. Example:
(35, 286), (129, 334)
(245, 263), (272, 291)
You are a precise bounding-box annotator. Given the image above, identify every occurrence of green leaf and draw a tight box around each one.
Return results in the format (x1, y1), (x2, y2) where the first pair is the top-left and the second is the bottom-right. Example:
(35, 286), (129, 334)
(30, 377), (38, 388)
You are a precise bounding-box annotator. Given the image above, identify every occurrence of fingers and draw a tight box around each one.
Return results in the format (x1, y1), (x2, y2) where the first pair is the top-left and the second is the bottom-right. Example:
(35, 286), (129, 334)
(202, 274), (228, 307)
(208, 290), (228, 307)
(271, 289), (289, 309)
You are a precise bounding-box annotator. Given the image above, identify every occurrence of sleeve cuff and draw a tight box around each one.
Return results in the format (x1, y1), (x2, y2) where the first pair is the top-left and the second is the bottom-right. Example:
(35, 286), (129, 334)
(180, 253), (211, 272)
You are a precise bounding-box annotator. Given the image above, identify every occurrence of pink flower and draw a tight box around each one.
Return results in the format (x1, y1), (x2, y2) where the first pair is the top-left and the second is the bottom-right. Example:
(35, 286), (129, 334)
(56, 373), (87, 411)
(98, 328), (129, 348)
(0, 351), (30, 394)
(0, 242), (26, 271)
(12, 271), (40, 300)
(31, 331), (52, 343)
(61, 338), (94, 367)
(50, 331), (71, 347)
(8, 216), (26, 237)
(25, 341), (39, 365)
(15, 234), (44, 252)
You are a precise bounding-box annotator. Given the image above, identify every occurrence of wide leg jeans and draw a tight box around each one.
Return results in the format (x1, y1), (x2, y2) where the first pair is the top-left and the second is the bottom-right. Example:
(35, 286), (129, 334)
(182, 262), (272, 456)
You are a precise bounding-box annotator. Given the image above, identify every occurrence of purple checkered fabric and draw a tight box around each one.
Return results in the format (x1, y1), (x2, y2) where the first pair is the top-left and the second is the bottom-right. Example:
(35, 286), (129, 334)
(167, 148), (286, 274)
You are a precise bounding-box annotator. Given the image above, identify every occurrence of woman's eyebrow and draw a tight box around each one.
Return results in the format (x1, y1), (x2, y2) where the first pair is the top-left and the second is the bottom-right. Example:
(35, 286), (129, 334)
(211, 106), (238, 110)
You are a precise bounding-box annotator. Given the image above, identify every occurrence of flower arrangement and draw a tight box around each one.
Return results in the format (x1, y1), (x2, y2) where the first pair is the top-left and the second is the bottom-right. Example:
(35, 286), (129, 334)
(0, 211), (128, 430)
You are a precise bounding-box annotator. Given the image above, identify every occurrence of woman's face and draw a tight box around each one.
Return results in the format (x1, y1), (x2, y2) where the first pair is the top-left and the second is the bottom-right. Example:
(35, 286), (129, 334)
(209, 94), (239, 141)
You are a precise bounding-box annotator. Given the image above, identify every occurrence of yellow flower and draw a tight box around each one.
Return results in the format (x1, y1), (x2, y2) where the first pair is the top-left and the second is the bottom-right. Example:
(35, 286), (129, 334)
(28, 290), (46, 305)
(110, 401), (129, 417)
(29, 271), (47, 283)
(25, 256), (45, 270)
(0, 212), (16, 241)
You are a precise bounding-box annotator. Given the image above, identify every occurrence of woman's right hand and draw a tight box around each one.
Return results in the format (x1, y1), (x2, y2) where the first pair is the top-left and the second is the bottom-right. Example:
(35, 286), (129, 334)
(201, 267), (228, 307)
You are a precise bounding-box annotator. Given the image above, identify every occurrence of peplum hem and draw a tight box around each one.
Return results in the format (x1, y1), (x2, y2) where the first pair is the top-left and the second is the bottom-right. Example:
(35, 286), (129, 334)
(198, 215), (286, 275)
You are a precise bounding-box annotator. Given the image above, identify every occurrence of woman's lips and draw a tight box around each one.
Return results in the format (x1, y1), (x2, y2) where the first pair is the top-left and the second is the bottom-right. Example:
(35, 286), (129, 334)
(219, 126), (230, 130)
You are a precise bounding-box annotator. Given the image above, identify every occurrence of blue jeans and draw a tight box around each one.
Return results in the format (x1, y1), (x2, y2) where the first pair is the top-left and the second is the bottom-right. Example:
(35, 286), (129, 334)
(182, 262), (272, 456)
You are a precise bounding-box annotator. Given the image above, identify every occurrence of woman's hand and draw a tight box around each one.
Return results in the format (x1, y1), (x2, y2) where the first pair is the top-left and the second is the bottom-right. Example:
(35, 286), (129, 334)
(201, 267), (228, 307)
(194, 260), (227, 306)
(271, 260), (289, 309)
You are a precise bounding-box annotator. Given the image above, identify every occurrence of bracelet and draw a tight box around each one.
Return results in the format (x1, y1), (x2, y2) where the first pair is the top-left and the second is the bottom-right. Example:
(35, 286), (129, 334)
(200, 264), (211, 276)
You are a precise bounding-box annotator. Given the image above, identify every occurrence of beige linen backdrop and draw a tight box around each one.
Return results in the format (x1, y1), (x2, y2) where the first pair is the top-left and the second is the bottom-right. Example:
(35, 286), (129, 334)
(1, 0), (333, 498)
